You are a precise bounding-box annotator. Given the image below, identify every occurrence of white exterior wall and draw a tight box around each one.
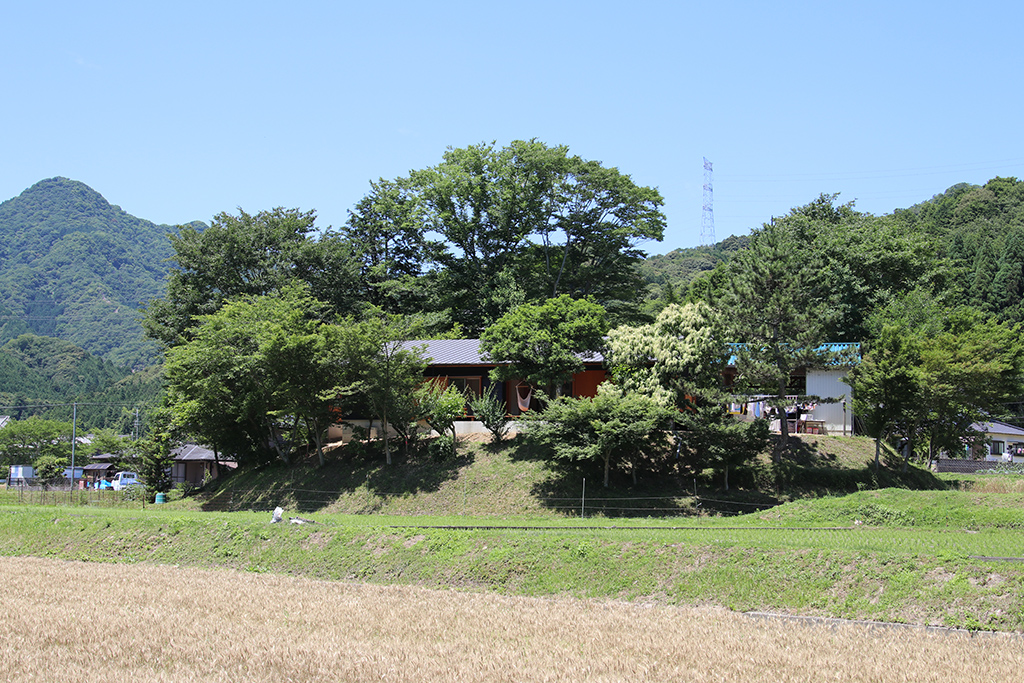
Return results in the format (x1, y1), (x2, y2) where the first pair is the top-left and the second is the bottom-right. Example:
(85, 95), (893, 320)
(806, 369), (854, 436)
(977, 422), (1024, 461)
(328, 419), (521, 442)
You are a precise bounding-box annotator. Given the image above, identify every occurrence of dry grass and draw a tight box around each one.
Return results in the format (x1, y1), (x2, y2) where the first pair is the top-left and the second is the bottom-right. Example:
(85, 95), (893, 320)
(2, 557), (1022, 682)
(951, 476), (1024, 494)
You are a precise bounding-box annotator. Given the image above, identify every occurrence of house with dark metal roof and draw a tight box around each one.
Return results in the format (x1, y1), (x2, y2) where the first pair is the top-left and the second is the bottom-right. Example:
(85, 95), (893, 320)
(336, 339), (856, 439)
(406, 338), (607, 416)
(171, 444), (234, 486)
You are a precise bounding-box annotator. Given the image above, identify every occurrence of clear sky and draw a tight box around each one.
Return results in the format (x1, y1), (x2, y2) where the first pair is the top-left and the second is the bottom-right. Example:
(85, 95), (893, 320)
(3, 1), (1022, 253)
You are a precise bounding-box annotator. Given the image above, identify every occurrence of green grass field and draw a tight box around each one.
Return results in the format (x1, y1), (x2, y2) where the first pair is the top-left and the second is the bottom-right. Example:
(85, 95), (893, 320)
(2, 434), (1023, 632)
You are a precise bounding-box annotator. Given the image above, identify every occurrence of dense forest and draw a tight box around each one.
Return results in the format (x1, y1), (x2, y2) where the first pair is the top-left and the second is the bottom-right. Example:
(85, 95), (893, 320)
(1, 145), (1023, 484)
(0, 334), (163, 432)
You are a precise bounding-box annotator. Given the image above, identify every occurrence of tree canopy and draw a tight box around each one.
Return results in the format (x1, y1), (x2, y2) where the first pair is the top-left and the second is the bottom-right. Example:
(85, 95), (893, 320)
(481, 295), (608, 401)
(144, 207), (362, 347)
(8, 160), (1024, 472)
(714, 209), (835, 453)
(359, 140), (666, 332)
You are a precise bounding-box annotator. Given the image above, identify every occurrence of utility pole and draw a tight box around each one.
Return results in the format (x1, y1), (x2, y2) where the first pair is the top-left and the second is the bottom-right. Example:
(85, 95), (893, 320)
(70, 402), (77, 488)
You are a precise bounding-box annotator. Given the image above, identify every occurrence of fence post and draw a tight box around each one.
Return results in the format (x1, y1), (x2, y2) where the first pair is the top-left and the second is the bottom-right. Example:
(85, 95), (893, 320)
(581, 478), (586, 520)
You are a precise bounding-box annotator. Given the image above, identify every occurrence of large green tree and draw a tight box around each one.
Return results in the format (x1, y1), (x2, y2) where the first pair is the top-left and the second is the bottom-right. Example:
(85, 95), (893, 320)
(851, 308), (1024, 466)
(343, 178), (439, 316)
(606, 302), (728, 408)
(144, 207), (361, 347)
(606, 302), (768, 487)
(408, 140), (665, 332)
(164, 286), (351, 465)
(917, 311), (1024, 458)
(523, 388), (674, 488)
(480, 295), (608, 402)
(352, 315), (430, 466)
(846, 325), (925, 471)
(0, 417), (72, 469)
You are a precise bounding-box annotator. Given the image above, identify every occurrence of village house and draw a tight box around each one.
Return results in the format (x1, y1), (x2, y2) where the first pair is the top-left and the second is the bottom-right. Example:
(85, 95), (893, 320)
(330, 339), (857, 440)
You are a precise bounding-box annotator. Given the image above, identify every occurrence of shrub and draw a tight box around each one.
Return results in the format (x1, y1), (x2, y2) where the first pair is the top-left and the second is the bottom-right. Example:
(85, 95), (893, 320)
(416, 381), (465, 459)
(122, 484), (146, 502)
(467, 384), (513, 444)
(33, 455), (68, 482)
(428, 434), (456, 462)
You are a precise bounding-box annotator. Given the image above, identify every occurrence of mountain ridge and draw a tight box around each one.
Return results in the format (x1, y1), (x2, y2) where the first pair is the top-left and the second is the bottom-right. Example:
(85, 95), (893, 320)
(0, 177), (206, 368)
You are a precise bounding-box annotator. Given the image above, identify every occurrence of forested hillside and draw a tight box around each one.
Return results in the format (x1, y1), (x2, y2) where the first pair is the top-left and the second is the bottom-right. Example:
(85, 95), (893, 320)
(0, 334), (163, 433)
(642, 176), (1024, 332)
(0, 177), (203, 369)
(898, 177), (1024, 319)
(638, 235), (749, 310)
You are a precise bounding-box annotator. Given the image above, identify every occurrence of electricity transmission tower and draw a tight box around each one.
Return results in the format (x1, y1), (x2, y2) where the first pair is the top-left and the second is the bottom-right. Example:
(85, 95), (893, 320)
(701, 157), (715, 246)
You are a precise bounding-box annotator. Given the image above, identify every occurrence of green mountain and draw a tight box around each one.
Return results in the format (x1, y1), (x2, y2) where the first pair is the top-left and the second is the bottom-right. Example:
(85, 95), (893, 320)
(640, 234), (750, 291)
(0, 177), (205, 369)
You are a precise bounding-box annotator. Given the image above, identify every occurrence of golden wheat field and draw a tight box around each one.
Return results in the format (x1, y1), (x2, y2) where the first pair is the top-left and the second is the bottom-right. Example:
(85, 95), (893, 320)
(1, 556), (1021, 683)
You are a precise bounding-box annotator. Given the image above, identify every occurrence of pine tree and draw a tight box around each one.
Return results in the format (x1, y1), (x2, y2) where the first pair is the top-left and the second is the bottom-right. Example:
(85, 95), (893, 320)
(716, 212), (835, 458)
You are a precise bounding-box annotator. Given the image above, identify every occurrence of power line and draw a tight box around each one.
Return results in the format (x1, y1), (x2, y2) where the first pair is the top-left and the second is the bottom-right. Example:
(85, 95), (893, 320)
(0, 401), (156, 410)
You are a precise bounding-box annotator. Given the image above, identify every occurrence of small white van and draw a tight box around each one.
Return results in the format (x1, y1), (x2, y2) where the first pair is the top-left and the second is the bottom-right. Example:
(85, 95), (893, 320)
(111, 471), (141, 491)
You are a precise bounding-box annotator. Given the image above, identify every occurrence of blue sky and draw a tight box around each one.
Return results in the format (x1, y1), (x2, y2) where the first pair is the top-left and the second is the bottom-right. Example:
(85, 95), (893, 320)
(3, 1), (1022, 253)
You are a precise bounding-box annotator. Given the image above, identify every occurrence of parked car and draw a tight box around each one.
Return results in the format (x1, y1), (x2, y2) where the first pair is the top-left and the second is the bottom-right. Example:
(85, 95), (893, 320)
(111, 471), (142, 491)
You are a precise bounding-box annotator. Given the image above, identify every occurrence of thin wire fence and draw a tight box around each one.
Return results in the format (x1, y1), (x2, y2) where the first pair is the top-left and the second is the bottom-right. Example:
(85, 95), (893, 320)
(0, 483), (781, 517)
(175, 488), (774, 517)
(0, 485), (148, 509)
(3, 484), (1022, 559)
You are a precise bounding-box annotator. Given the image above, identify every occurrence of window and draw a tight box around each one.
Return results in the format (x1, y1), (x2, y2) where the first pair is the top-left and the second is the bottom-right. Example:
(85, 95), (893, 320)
(447, 377), (482, 398)
(442, 377), (482, 418)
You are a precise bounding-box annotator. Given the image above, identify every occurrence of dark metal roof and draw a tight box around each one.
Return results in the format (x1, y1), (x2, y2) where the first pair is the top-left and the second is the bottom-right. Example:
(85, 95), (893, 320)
(401, 339), (485, 365)
(171, 444), (218, 461)
(402, 339), (605, 366)
(974, 421), (1024, 437)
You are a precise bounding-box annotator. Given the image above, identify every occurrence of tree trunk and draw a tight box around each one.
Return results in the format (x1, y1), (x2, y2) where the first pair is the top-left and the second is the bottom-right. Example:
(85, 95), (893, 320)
(307, 417), (325, 468)
(261, 417), (290, 466)
(603, 452), (611, 488)
(773, 378), (790, 463)
(286, 415), (301, 464)
(874, 438), (881, 471)
(723, 464), (730, 492)
(382, 412), (392, 466)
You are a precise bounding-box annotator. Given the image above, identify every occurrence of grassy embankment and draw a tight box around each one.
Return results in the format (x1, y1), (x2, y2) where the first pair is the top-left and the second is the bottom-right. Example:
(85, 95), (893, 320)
(1, 434), (1023, 632)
